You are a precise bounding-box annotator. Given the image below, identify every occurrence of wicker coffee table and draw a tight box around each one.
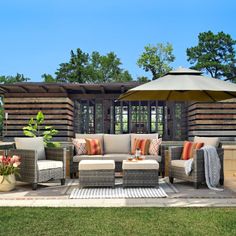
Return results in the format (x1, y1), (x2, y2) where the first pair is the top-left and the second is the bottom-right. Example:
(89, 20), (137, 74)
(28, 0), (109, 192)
(122, 160), (159, 187)
(79, 160), (115, 188)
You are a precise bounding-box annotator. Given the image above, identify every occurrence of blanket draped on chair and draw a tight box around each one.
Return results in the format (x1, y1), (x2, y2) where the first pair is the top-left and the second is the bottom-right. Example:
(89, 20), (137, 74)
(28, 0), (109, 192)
(184, 146), (223, 191)
(202, 146), (223, 191)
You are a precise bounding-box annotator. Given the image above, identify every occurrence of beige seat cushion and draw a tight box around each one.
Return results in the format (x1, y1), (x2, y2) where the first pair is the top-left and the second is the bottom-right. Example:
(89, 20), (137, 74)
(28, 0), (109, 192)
(103, 154), (131, 162)
(171, 160), (186, 168)
(75, 134), (104, 154)
(73, 155), (103, 162)
(15, 137), (46, 160)
(79, 160), (115, 170)
(143, 155), (162, 163)
(37, 160), (63, 170)
(131, 133), (158, 151)
(122, 160), (159, 170)
(104, 134), (131, 154)
(193, 136), (220, 147)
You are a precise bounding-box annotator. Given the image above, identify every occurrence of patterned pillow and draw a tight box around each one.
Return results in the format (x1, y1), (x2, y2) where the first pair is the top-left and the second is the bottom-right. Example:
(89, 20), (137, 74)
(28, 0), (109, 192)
(72, 138), (87, 155)
(132, 138), (151, 155)
(149, 138), (162, 155)
(181, 141), (204, 160)
(85, 138), (102, 155)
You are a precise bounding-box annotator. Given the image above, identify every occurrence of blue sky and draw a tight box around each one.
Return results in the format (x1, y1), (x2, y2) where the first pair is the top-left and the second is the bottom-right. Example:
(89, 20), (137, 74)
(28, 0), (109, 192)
(0, 0), (235, 81)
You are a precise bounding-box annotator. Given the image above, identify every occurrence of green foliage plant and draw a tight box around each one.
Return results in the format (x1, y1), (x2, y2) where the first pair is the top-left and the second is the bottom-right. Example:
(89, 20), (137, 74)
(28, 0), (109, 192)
(23, 111), (60, 147)
(137, 42), (175, 80)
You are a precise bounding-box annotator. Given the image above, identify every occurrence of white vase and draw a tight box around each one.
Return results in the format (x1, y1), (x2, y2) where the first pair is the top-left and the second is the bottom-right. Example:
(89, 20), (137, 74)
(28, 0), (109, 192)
(0, 174), (16, 192)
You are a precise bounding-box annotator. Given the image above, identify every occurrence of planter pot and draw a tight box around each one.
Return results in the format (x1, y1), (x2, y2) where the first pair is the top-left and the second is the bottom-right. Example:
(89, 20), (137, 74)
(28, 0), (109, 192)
(0, 174), (16, 192)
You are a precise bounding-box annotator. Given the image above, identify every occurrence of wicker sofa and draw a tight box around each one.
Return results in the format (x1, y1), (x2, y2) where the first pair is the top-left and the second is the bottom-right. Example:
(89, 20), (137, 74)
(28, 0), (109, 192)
(70, 133), (163, 178)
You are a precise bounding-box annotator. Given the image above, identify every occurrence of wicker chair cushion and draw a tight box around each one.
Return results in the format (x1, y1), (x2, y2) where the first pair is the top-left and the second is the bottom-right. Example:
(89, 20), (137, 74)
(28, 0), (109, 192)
(73, 155), (103, 162)
(37, 160), (63, 170)
(104, 134), (130, 154)
(85, 138), (102, 155)
(122, 160), (159, 170)
(194, 136), (220, 147)
(75, 134), (104, 154)
(143, 155), (162, 162)
(103, 154), (131, 162)
(171, 160), (186, 168)
(79, 160), (115, 170)
(15, 137), (46, 160)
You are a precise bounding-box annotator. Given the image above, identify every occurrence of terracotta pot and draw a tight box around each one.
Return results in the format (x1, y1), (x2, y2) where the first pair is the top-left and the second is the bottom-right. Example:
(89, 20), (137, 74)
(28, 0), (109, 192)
(0, 174), (16, 192)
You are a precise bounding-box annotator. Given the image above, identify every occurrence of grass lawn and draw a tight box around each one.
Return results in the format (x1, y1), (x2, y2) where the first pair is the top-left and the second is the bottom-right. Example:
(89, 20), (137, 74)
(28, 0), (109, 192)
(0, 207), (236, 236)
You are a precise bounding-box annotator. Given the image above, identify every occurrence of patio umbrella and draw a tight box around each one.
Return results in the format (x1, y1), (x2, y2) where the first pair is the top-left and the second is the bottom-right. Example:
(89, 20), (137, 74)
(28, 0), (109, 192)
(119, 67), (236, 102)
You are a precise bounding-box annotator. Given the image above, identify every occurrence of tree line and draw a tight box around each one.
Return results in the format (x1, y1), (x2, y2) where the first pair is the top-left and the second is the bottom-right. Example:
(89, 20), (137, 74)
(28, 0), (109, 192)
(1, 30), (236, 84)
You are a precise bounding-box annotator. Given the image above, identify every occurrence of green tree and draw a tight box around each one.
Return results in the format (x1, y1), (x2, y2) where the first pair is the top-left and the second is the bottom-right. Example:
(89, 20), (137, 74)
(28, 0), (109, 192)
(137, 76), (150, 83)
(137, 43), (175, 80)
(186, 31), (236, 80)
(41, 74), (56, 83)
(54, 48), (132, 83)
(0, 73), (30, 84)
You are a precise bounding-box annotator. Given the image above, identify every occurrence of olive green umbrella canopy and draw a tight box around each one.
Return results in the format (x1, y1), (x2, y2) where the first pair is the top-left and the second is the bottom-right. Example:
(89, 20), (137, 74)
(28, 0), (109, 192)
(119, 68), (236, 101)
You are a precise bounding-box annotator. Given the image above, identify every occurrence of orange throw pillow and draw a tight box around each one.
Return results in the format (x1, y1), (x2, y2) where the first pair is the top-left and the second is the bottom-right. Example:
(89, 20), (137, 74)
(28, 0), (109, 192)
(132, 138), (150, 155)
(85, 138), (102, 155)
(181, 141), (204, 160)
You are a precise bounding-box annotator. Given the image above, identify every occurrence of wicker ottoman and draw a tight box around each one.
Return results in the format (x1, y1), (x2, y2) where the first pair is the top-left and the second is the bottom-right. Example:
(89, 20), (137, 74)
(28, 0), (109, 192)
(122, 160), (159, 187)
(79, 160), (115, 188)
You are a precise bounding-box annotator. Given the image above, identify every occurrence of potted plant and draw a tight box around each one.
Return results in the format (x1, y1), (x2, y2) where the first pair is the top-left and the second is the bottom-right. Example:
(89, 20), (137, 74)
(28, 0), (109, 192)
(0, 155), (21, 191)
(23, 111), (60, 147)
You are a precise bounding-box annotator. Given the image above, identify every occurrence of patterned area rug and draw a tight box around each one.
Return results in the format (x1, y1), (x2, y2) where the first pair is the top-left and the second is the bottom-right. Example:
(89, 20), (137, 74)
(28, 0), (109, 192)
(69, 187), (168, 199)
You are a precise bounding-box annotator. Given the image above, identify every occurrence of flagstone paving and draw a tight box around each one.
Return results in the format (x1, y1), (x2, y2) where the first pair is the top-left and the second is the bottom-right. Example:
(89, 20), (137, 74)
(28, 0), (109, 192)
(0, 176), (236, 207)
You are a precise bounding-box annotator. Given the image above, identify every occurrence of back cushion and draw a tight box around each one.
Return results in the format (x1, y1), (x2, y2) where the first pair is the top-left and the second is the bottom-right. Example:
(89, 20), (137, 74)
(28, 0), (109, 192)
(193, 136), (219, 148)
(75, 134), (104, 154)
(104, 134), (131, 154)
(131, 133), (158, 152)
(15, 137), (46, 160)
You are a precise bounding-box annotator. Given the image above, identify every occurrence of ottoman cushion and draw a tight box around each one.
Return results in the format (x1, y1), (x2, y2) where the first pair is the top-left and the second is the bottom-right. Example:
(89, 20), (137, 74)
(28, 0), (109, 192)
(122, 160), (159, 170)
(79, 160), (115, 170)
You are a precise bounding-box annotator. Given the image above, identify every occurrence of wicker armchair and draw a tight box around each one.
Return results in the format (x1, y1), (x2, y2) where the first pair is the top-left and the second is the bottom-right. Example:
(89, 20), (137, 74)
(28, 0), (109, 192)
(169, 146), (224, 189)
(8, 137), (66, 190)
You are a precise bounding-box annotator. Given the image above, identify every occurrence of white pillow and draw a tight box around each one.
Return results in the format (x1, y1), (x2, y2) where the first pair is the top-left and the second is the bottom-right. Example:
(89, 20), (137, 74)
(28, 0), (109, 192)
(15, 137), (46, 160)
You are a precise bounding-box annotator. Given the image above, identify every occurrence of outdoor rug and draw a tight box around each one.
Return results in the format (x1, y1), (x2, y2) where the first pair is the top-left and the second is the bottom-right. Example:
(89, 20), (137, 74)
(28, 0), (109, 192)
(69, 187), (168, 199)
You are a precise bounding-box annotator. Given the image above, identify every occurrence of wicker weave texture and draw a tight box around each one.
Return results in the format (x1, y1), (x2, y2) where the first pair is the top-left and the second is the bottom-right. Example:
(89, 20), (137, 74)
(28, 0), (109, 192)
(123, 169), (159, 187)
(79, 170), (115, 188)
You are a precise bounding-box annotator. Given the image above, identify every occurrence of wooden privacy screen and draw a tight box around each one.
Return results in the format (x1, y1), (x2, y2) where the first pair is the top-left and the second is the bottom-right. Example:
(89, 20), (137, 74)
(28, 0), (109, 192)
(188, 101), (236, 141)
(3, 97), (74, 141)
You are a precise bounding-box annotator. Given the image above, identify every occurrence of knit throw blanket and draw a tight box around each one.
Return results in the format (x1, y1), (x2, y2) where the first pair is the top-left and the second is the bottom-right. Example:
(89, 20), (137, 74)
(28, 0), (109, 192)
(202, 146), (223, 191)
(184, 146), (223, 191)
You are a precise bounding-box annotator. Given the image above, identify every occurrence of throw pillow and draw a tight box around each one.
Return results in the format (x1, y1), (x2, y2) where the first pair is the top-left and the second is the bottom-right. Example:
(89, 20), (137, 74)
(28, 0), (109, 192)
(72, 138), (87, 155)
(181, 141), (204, 160)
(85, 138), (102, 155)
(132, 138), (151, 155)
(149, 138), (162, 155)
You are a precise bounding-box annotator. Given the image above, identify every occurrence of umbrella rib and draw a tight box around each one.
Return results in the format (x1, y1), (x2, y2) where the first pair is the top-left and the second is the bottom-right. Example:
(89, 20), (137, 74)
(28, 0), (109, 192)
(166, 91), (172, 100)
(203, 91), (217, 102)
(224, 91), (236, 98)
(118, 91), (138, 100)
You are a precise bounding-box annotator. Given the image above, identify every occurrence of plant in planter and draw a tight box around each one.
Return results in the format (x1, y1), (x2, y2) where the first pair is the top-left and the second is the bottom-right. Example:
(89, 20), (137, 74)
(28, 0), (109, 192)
(0, 155), (21, 191)
(23, 111), (60, 147)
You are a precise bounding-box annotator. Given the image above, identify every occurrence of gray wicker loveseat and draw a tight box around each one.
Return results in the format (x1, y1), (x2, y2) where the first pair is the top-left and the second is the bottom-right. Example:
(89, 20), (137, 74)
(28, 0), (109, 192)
(169, 136), (224, 189)
(71, 133), (163, 178)
(9, 137), (66, 190)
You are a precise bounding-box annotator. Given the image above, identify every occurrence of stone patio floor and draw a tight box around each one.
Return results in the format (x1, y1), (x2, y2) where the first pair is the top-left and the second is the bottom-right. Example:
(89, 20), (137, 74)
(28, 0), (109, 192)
(0, 175), (236, 207)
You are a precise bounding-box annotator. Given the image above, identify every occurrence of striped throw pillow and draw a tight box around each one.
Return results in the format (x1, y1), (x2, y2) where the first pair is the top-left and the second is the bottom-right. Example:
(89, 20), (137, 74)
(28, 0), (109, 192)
(132, 138), (151, 155)
(85, 138), (102, 155)
(149, 138), (162, 155)
(72, 138), (87, 155)
(181, 141), (204, 160)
